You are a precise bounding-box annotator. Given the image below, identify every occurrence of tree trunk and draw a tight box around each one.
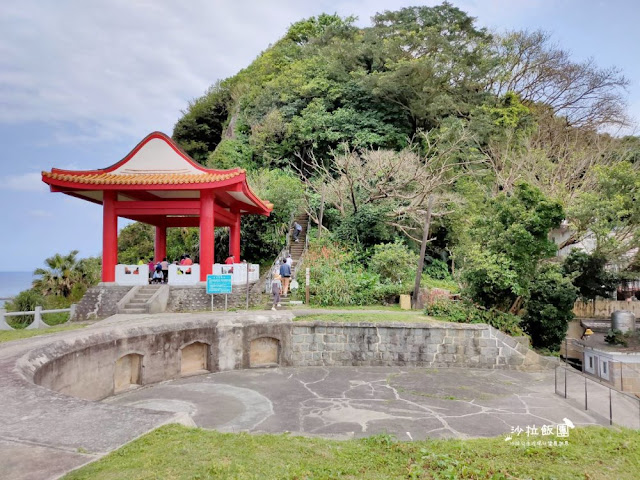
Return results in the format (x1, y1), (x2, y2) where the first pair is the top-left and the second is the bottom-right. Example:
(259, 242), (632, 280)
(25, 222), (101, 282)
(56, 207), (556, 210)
(412, 196), (434, 309)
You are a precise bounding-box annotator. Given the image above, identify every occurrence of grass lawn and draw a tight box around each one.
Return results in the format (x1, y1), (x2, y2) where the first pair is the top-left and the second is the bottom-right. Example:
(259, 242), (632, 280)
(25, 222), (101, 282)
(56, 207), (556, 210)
(64, 424), (640, 479)
(291, 304), (406, 311)
(294, 311), (436, 324)
(0, 323), (88, 343)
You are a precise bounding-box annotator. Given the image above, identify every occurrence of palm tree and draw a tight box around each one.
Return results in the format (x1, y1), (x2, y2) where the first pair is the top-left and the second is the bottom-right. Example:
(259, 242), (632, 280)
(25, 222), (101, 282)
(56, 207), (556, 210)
(33, 250), (81, 298)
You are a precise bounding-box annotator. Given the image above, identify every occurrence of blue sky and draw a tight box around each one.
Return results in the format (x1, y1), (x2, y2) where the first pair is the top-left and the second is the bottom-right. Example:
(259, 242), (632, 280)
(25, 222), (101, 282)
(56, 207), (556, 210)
(1, 0), (638, 271)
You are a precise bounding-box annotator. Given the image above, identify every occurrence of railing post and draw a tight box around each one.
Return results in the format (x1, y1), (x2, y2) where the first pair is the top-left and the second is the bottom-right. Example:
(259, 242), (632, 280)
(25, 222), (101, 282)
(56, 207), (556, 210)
(564, 367), (567, 399)
(584, 376), (587, 410)
(68, 304), (77, 323)
(620, 362), (624, 392)
(0, 309), (13, 331)
(27, 306), (48, 330)
(609, 388), (613, 426)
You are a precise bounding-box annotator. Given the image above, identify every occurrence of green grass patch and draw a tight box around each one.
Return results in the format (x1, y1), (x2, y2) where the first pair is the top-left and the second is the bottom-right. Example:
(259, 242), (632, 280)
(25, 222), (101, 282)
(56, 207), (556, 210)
(294, 312), (434, 324)
(291, 304), (405, 311)
(0, 323), (88, 343)
(64, 424), (640, 479)
(421, 275), (460, 293)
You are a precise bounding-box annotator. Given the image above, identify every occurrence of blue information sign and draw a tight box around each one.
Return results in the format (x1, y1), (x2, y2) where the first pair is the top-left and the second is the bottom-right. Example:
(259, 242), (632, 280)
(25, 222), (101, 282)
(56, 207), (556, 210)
(206, 274), (232, 294)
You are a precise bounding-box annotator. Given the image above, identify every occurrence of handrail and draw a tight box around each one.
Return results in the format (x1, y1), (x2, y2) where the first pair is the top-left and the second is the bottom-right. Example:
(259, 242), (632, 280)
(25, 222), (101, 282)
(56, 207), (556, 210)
(292, 227), (310, 281)
(0, 305), (76, 330)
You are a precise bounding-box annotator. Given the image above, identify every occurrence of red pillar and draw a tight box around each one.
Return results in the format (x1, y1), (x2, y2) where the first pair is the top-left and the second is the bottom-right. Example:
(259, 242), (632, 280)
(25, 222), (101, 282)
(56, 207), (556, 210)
(155, 224), (166, 262)
(199, 190), (215, 281)
(229, 210), (241, 261)
(102, 190), (118, 282)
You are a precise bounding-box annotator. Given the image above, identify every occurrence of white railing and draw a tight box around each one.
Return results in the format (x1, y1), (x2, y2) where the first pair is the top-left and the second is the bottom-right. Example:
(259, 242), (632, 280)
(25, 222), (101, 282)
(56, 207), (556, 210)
(213, 263), (259, 285)
(168, 264), (200, 285)
(115, 264), (150, 285)
(0, 305), (76, 331)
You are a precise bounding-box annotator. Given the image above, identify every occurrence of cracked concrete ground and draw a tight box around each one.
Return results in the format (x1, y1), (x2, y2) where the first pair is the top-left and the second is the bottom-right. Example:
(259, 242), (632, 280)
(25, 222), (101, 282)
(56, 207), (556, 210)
(105, 366), (610, 440)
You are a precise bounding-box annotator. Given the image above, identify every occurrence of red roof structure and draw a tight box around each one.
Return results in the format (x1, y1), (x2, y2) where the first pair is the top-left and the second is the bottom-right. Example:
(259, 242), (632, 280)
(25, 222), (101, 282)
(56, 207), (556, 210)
(42, 132), (272, 282)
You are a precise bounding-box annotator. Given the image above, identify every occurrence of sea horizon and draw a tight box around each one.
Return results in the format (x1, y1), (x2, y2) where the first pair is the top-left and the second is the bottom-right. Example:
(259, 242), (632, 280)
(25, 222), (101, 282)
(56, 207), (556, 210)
(0, 271), (36, 306)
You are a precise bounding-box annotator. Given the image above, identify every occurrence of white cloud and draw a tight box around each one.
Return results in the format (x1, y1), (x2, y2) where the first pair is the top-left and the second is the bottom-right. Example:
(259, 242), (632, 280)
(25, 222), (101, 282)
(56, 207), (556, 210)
(5, 172), (48, 192)
(0, 0), (637, 146)
(0, 0), (309, 143)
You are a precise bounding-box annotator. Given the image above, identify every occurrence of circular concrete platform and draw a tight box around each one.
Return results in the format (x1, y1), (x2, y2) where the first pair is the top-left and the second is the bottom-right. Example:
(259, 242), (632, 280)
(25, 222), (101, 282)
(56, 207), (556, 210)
(104, 366), (609, 440)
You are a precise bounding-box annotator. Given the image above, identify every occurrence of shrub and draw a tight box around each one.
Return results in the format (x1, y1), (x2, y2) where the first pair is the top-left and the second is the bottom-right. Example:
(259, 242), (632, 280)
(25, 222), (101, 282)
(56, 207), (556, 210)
(369, 240), (419, 284)
(305, 237), (411, 306)
(522, 264), (577, 350)
(425, 300), (525, 337)
(424, 259), (451, 280)
(4, 289), (43, 328)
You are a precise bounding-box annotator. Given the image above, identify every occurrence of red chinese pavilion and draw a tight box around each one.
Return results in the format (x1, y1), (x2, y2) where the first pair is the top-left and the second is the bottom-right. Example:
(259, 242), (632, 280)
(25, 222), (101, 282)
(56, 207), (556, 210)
(41, 132), (272, 282)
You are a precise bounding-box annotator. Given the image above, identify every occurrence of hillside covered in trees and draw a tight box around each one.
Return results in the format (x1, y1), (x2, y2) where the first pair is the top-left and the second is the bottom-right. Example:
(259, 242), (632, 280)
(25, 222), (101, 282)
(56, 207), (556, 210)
(9, 3), (638, 351)
(168, 3), (639, 348)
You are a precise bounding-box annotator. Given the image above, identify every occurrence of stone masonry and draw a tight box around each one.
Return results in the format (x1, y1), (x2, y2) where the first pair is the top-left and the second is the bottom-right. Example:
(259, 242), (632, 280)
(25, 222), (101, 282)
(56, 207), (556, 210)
(166, 285), (263, 312)
(73, 285), (132, 321)
(74, 284), (265, 321)
(291, 321), (556, 370)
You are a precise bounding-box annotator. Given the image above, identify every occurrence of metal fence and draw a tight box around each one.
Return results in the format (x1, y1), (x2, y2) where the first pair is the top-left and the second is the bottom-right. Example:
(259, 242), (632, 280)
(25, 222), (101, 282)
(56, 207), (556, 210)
(0, 305), (76, 330)
(555, 339), (640, 429)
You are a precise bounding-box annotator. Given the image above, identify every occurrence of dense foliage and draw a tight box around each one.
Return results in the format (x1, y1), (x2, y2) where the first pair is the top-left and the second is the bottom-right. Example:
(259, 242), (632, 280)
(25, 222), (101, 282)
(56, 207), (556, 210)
(562, 250), (620, 301)
(455, 182), (564, 311)
(522, 264), (578, 349)
(6, 251), (101, 327)
(424, 300), (524, 337)
(14, 4), (637, 344)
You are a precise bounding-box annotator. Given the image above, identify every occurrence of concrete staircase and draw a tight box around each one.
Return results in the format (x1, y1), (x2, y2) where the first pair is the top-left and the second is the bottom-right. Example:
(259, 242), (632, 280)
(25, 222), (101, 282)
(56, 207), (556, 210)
(118, 285), (164, 314)
(267, 214), (309, 309)
(288, 214), (309, 274)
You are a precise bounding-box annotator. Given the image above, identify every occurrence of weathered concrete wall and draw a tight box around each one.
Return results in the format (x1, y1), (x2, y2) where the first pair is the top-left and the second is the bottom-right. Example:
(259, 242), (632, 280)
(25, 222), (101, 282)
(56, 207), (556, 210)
(574, 300), (640, 318)
(166, 285), (263, 312)
(610, 362), (640, 394)
(25, 314), (555, 403)
(290, 322), (554, 370)
(73, 285), (132, 321)
(33, 326), (217, 400)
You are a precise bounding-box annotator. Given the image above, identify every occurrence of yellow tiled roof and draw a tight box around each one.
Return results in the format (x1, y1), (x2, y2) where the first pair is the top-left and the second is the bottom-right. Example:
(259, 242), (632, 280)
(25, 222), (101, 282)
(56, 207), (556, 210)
(42, 171), (242, 185)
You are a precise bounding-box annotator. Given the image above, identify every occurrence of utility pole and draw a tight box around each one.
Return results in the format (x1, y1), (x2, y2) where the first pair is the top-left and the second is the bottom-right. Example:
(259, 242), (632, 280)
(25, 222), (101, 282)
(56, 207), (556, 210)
(412, 196), (434, 309)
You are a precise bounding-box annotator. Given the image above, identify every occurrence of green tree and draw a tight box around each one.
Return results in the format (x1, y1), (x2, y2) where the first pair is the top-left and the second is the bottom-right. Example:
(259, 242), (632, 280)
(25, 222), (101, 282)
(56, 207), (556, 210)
(32, 250), (83, 298)
(522, 264), (577, 350)
(562, 250), (619, 301)
(118, 222), (154, 264)
(457, 182), (564, 311)
(369, 240), (419, 284)
(569, 162), (640, 263)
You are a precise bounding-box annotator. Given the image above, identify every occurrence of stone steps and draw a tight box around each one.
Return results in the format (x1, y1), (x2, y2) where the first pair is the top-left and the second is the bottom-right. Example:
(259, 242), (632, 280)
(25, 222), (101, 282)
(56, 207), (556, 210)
(120, 285), (163, 314)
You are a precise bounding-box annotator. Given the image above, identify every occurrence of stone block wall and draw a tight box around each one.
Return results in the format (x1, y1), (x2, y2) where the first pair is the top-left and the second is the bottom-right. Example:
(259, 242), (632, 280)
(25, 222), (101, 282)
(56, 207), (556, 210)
(166, 285), (264, 312)
(73, 285), (132, 321)
(291, 321), (555, 370)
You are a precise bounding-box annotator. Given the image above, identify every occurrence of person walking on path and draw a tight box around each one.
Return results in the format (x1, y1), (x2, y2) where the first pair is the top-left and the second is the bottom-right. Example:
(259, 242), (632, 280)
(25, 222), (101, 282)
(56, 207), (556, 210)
(292, 221), (303, 242)
(279, 258), (291, 296)
(271, 274), (282, 310)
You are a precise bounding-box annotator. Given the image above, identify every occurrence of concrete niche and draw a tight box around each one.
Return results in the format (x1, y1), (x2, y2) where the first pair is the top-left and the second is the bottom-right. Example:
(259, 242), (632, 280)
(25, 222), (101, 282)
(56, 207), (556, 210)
(181, 342), (209, 375)
(114, 353), (142, 393)
(250, 337), (279, 367)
